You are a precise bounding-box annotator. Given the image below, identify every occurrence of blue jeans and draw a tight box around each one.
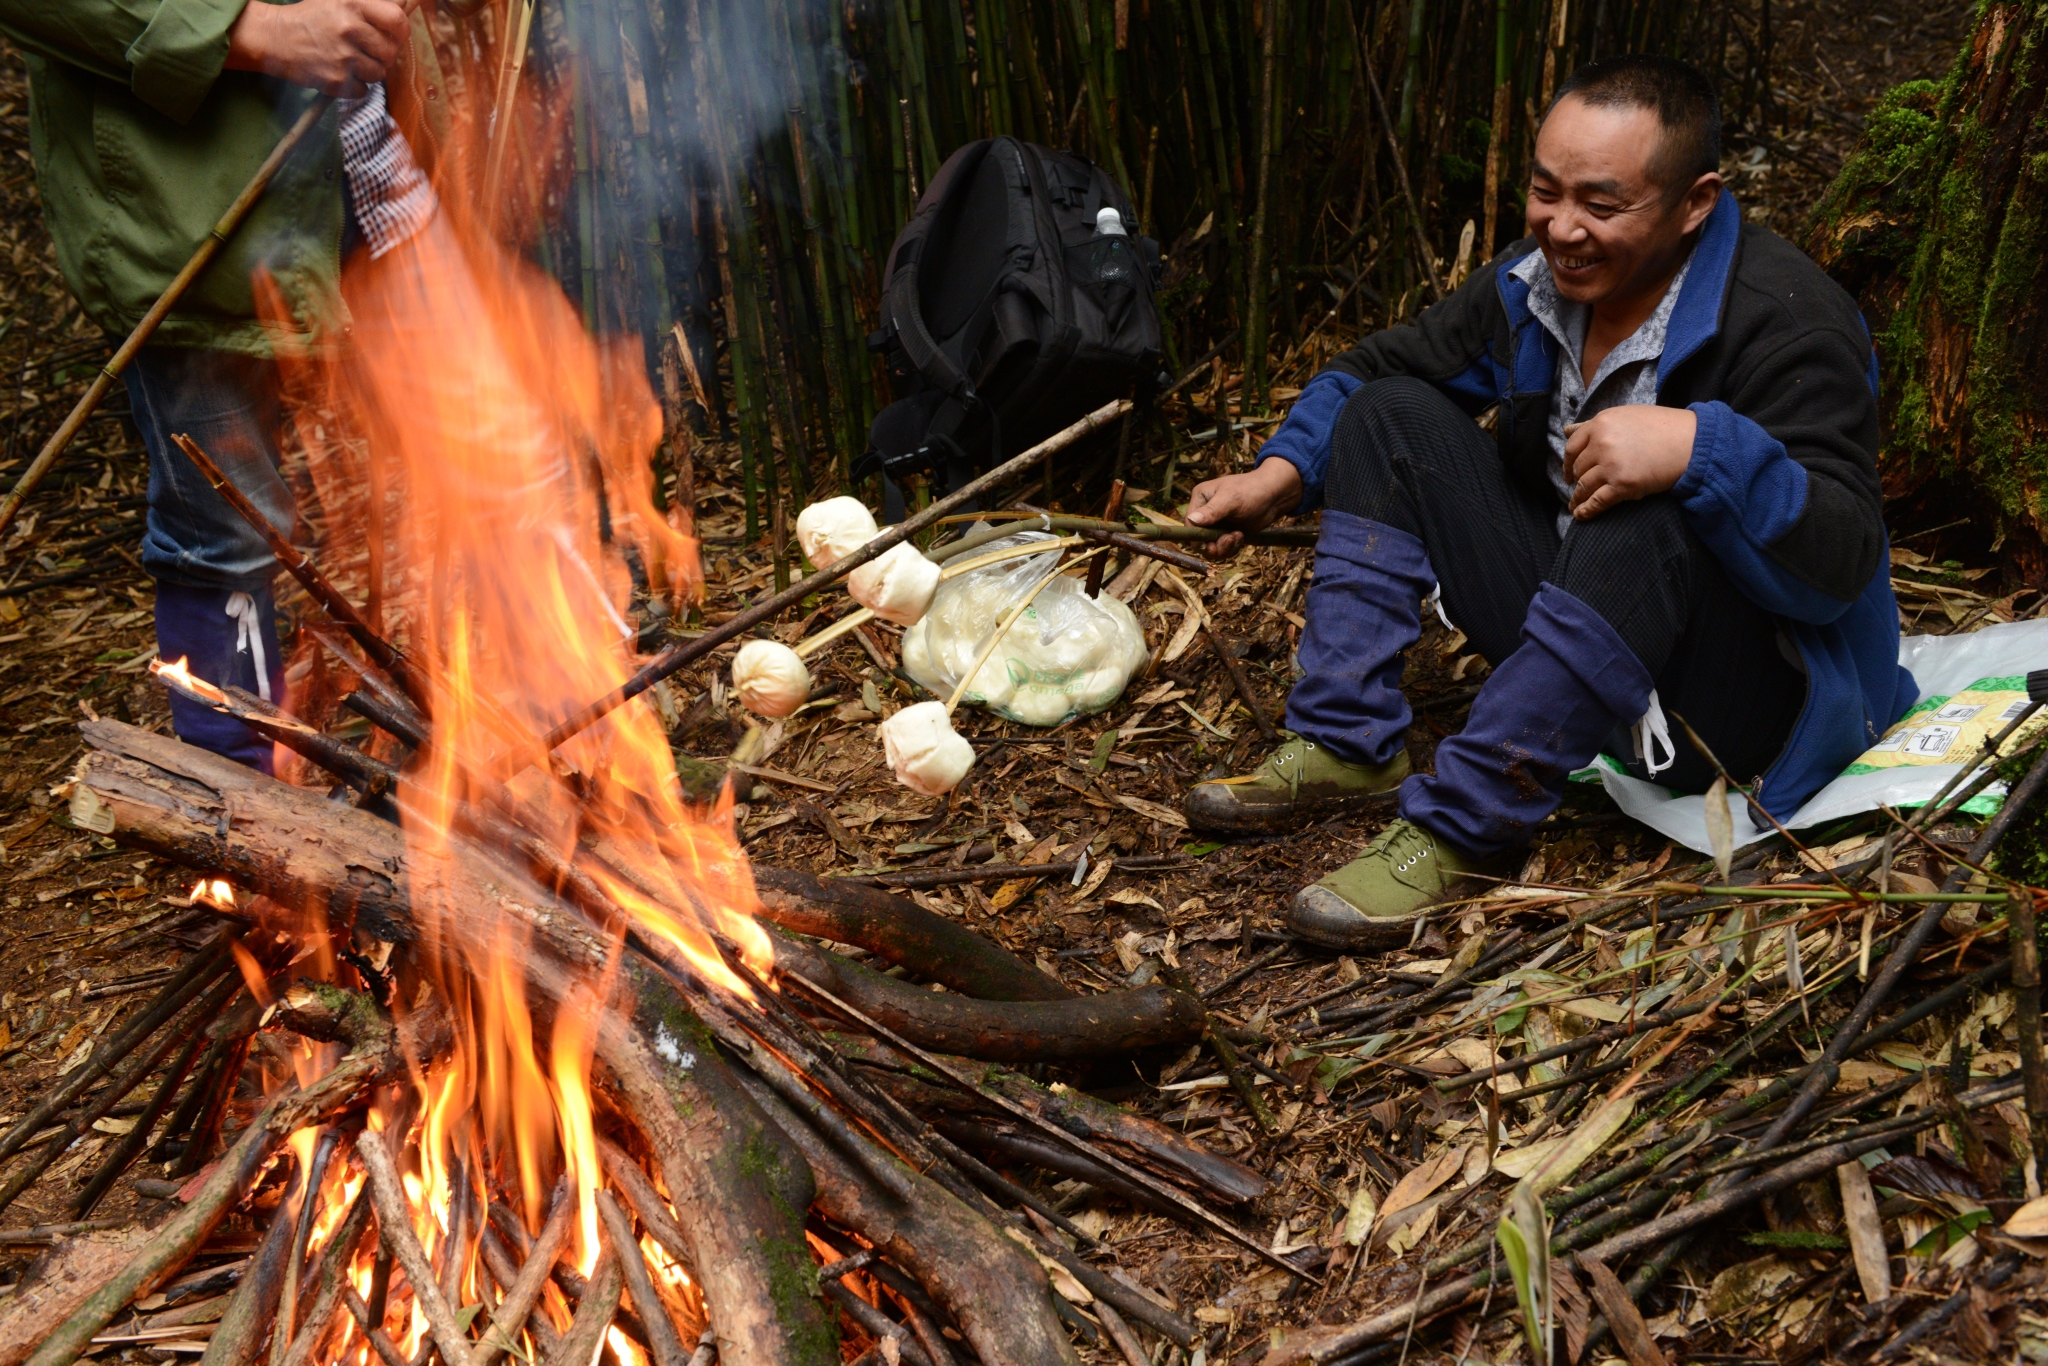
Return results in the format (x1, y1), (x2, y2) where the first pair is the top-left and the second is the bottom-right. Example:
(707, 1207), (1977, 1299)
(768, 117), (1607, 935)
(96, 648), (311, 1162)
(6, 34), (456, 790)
(125, 346), (291, 769)
(126, 346), (292, 592)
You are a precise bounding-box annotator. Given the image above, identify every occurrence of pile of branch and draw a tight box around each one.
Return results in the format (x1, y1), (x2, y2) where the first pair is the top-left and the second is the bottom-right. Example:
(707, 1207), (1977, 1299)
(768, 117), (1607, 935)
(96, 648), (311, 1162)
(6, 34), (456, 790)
(0, 711), (1268, 1366)
(1229, 736), (2048, 1366)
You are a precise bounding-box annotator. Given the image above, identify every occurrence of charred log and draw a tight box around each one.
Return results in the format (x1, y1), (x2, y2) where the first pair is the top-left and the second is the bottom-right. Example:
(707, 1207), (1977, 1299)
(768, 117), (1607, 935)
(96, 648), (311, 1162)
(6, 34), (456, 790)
(749, 867), (1070, 1002)
(769, 930), (1205, 1062)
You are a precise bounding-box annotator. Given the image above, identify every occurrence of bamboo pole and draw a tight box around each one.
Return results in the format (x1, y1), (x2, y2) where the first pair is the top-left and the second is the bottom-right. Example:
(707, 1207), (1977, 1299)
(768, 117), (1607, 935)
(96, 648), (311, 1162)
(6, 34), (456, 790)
(0, 95), (333, 542)
(1243, 0), (1281, 405)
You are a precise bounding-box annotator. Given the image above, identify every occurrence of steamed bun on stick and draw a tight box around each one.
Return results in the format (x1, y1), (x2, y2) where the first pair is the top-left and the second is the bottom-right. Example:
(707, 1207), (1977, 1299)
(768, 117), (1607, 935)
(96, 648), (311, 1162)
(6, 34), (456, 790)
(848, 541), (941, 625)
(795, 497), (878, 567)
(880, 701), (976, 795)
(731, 639), (811, 718)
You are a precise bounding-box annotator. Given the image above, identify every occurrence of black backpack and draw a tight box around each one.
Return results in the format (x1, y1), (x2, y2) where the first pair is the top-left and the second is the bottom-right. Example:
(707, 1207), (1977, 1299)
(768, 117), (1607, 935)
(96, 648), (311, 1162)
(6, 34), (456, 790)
(859, 137), (1165, 507)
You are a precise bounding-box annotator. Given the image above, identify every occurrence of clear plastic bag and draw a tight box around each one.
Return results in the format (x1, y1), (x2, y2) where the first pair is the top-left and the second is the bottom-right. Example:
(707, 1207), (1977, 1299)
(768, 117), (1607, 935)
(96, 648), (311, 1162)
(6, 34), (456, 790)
(901, 531), (1149, 727)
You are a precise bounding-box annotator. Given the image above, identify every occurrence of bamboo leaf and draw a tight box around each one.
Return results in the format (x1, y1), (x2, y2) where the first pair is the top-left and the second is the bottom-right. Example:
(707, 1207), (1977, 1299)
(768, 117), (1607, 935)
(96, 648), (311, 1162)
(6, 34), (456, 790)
(1496, 1182), (1552, 1365)
(1515, 1094), (1634, 1196)
(1704, 773), (1732, 883)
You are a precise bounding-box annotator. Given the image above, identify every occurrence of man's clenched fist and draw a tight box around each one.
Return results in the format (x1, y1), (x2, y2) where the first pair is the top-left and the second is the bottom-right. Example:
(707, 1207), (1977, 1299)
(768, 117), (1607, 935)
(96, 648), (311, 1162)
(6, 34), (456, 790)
(226, 0), (411, 94)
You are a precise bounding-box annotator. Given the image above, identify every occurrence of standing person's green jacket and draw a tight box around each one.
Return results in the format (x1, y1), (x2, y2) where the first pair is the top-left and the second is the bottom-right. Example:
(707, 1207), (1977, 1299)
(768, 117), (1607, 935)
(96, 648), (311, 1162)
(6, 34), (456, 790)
(0, 0), (447, 357)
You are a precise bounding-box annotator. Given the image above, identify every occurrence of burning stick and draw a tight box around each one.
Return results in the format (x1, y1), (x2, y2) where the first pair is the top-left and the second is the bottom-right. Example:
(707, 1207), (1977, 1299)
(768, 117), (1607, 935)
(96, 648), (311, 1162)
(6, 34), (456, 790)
(593, 1140), (691, 1275)
(342, 1289), (412, 1366)
(734, 1070), (1076, 1366)
(203, 1157), (301, 1366)
(26, 990), (447, 1366)
(595, 1192), (693, 1366)
(549, 1245), (624, 1366)
(355, 1129), (478, 1366)
(269, 1128), (340, 1365)
(471, 1178), (572, 1366)
(277, 1182), (376, 1366)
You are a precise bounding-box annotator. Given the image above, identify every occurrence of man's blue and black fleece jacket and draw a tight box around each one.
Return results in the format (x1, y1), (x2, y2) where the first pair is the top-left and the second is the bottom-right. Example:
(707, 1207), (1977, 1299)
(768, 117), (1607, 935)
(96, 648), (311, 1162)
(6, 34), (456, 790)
(1259, 191), (1915, 822)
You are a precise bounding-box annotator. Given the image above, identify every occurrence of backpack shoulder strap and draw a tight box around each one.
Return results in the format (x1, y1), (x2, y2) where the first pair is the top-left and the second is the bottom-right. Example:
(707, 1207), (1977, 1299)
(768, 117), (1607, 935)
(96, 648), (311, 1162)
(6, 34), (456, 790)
(878, 140), (998, 401)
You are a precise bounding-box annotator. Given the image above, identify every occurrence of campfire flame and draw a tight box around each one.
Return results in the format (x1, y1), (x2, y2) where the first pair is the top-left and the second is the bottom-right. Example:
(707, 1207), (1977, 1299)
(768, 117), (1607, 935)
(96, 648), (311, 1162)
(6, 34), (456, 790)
(187, 877), (236, 911)
(250, 82), (778, 1304)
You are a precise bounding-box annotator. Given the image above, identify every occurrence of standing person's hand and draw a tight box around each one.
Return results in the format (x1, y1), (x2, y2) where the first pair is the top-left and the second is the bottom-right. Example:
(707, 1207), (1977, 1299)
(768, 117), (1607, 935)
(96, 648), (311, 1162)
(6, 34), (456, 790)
(225, 0), (411, 94)
(1184, 457), (1303, 560)
(1562, 404), (1697, 519)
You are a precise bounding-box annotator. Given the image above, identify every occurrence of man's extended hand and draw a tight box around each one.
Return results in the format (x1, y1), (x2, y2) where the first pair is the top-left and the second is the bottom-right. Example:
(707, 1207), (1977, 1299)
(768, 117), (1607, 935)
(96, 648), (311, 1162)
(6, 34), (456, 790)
(1184, 457), (1303, 560)
(226, 0), (411, 94)
(1563, 404), (1697, 520)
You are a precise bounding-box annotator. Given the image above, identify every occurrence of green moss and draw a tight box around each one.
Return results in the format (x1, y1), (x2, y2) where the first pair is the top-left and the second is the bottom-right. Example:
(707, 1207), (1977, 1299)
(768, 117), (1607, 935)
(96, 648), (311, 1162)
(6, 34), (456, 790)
(734, 1129), (838, 1363)
(762, 1228), (837, 1363)
(1861, 80), (1944, 183)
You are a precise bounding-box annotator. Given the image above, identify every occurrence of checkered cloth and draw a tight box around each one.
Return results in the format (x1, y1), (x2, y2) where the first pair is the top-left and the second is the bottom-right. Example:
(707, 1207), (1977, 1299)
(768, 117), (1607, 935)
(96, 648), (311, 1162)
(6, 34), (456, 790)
(336, 83), (436, 259)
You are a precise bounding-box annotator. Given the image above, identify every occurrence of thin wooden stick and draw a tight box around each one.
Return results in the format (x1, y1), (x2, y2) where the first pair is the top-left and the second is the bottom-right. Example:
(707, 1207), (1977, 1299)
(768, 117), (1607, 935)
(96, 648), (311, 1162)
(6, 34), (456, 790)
(593, 1140), (691, 1273)
(481, 0), (539, 213)
(343, 1288), (413, 1366)
(775, 963), (1310, 1280)
(269, 1129), (340, 1366)
(279, 1182), (376, 1366)
(548, 1245), (624, 1366)
(355, 1130), (478, 1366)
(594, 1191), (691, 1366)
(543, 398), (1132, 749)
(167, 434), (419, 703)
(28, 1085), (302, 1366)
(473, 1178), (572, 1366)
(0, 937), (233, 1166)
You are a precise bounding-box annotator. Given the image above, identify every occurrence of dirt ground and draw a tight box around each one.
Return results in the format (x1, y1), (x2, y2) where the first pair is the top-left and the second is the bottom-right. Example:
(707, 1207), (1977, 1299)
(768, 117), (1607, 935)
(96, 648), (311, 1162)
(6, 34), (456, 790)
(3, 3), (2040, 1363)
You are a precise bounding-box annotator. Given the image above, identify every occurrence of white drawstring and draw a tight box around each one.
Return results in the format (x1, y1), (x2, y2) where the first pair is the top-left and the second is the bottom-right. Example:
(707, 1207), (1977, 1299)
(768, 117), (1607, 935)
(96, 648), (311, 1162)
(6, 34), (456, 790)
(1424, 582), (1456, 633)
(1633, 688), (1675, 778)
(224, 592), (271, 702)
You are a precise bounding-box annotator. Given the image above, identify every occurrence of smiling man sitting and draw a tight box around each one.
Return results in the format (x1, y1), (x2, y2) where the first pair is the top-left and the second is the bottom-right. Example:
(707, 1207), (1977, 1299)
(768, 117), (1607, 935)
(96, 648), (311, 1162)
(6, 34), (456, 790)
(1181, 55), (1913, 948)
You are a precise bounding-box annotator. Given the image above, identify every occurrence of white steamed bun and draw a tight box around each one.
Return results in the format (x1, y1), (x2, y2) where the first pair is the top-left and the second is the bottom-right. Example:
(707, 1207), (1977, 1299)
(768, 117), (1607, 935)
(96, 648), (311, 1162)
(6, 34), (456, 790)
(880, 701), (976, 795)
(849, 541), (942, 626)
(795, 497), (878, 568)
(731, 639), (811, 717)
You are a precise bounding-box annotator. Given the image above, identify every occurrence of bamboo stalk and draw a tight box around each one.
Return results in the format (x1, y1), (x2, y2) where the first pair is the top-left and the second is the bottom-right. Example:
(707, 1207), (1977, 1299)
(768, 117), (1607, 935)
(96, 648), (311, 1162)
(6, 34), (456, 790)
(1242, 0), (1281, 404)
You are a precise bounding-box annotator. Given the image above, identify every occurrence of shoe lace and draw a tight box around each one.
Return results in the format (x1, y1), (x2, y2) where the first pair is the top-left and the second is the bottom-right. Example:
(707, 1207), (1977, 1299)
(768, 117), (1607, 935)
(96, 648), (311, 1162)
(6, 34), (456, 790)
(1369, 821), (1438, 877)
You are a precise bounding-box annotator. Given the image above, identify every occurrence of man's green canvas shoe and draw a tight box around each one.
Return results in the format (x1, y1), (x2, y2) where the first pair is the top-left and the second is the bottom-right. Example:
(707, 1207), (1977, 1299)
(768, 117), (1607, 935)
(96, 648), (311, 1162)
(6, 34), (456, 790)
(1184, 734), (1409, 835)
(1287, 818), (1493, 949)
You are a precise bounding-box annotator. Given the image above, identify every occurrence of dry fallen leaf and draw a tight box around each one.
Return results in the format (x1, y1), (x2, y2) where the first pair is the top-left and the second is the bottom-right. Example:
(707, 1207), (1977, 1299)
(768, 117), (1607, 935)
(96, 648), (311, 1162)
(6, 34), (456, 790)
(1838, 1160), (1891, 1304)
(1379, 1144), (1466, 1221)
(2004, 1192), (2048, 1239)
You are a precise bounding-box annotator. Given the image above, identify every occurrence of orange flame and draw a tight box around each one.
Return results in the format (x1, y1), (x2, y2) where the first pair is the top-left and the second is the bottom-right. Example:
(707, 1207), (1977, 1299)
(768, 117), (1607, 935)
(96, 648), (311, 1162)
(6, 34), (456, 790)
(189, 878), (237, 911)
(248, 72), (776, 1255)
(151, 655), (228, 708)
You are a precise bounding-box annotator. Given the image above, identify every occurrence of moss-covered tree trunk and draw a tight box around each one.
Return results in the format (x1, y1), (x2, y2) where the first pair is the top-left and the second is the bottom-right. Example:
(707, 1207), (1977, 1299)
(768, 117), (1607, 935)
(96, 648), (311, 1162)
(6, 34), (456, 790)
(1807, 2), (2048, 582)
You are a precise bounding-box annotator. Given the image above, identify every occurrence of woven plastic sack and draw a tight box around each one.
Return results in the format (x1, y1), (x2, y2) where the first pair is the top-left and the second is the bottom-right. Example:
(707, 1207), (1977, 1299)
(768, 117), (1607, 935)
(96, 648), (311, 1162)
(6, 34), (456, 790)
(902, 531), (1148, 727)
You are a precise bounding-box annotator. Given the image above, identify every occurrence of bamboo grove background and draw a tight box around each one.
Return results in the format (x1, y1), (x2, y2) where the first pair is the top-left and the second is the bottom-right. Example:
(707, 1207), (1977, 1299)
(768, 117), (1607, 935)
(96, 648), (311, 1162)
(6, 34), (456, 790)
(449, 0), (1780, 536)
